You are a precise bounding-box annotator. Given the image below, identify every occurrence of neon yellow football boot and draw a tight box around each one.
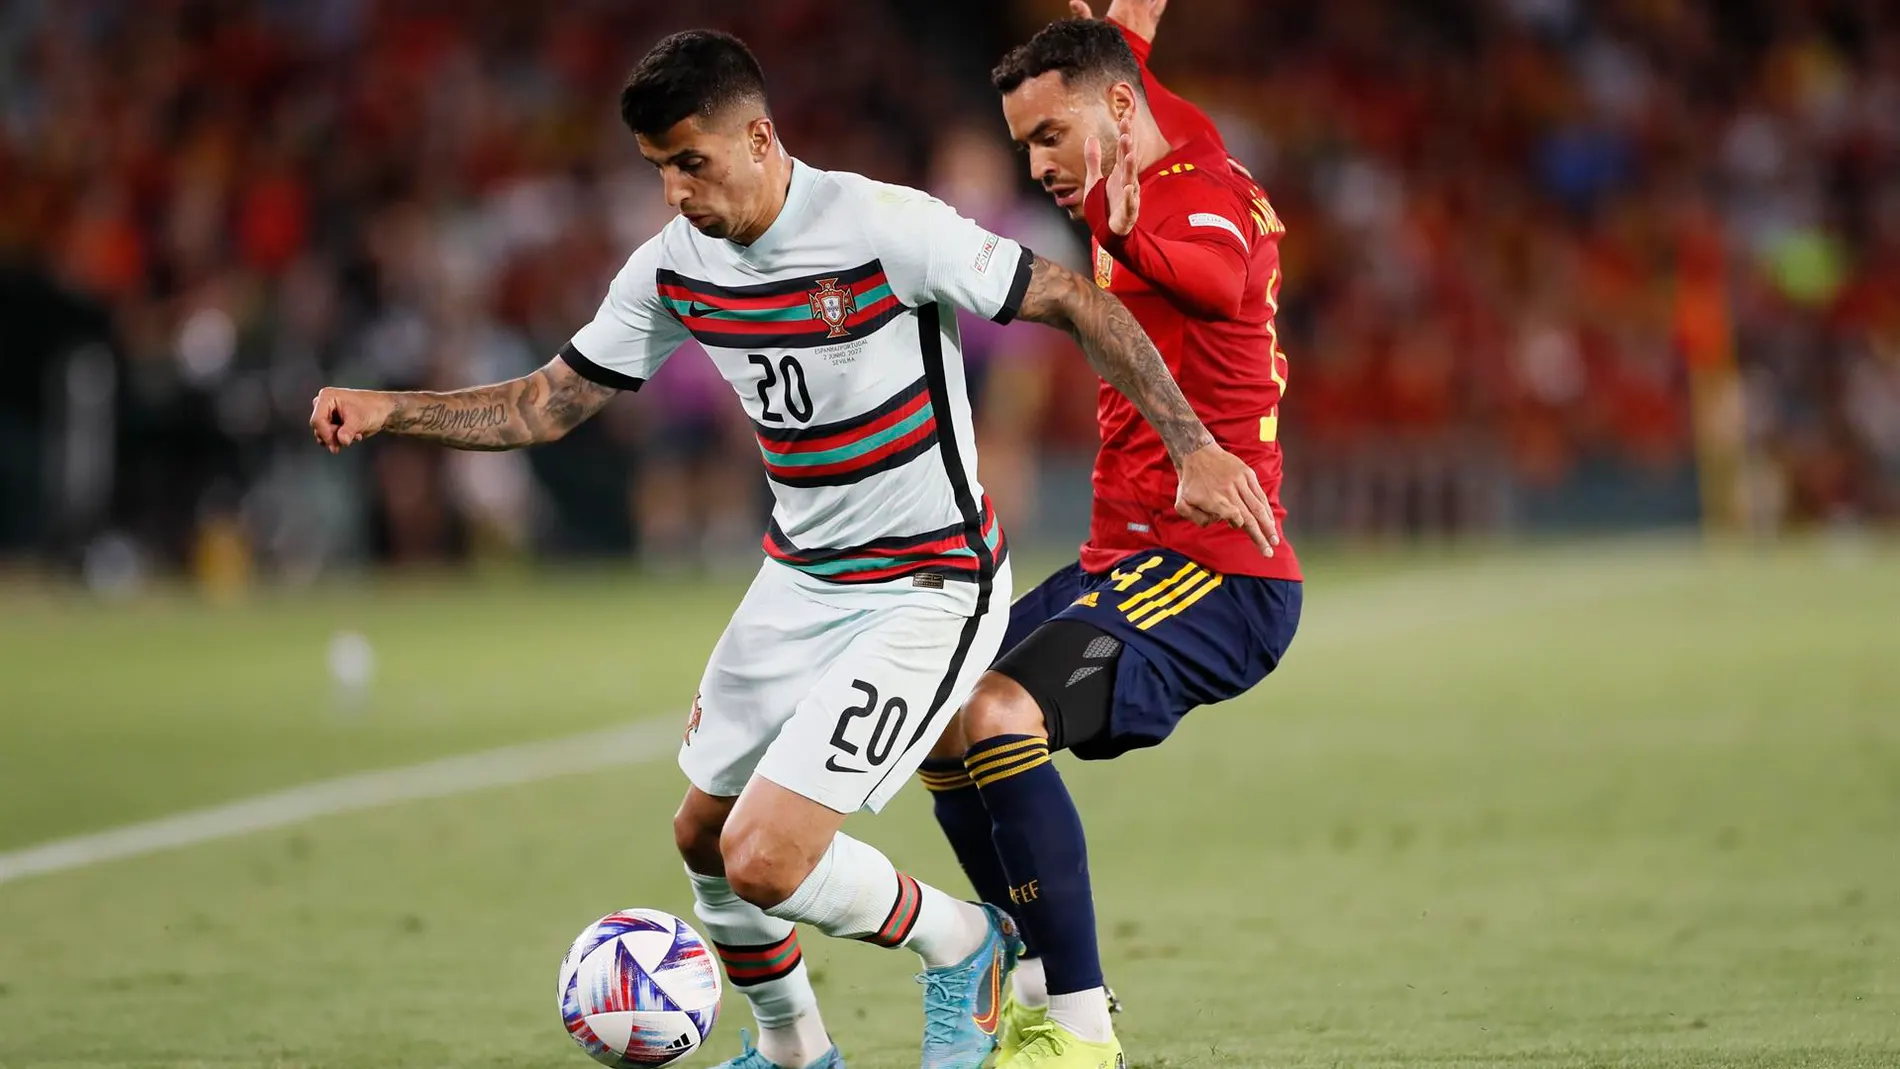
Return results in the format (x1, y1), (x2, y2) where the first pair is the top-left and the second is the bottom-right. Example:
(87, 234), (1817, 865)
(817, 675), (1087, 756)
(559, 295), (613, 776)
(994, 986), (1121, 1066)
(1002, 1021), (1124, 1069)
(993, 987), (1046, 1064)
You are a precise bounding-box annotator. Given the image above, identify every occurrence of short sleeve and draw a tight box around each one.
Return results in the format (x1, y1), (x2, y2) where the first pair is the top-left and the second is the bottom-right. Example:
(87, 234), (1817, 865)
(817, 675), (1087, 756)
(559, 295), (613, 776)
(562, 234), (690, 391)
(859, 183), (1035, 325)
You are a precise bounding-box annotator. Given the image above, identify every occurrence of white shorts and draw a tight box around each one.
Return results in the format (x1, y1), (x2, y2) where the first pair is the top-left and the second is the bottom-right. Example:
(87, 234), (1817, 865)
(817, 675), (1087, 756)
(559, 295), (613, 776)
(679, 558), (1011, 814)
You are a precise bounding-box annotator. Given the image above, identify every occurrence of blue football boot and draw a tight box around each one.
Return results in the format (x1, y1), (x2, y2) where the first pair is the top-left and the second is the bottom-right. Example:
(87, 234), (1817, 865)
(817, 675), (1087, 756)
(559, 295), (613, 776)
(707, 1029), (845, 1069)
(917, 904), (1021, 1069)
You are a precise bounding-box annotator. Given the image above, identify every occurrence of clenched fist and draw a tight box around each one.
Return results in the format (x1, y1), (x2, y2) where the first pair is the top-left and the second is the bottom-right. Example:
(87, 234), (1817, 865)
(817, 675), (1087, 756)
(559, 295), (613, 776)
(309, 387), (396, 454)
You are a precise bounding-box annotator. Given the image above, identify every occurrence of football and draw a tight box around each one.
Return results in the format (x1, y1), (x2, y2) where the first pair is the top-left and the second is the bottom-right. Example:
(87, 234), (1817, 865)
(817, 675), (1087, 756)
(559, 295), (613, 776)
(558, 909), (722, 1067)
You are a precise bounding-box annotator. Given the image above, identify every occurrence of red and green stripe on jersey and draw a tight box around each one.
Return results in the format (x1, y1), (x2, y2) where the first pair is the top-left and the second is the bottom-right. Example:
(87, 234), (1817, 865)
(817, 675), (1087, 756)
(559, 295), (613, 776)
(656, 260), (905, 350)
(753, 375), (938, 488)
(765, 496), (1006, 585)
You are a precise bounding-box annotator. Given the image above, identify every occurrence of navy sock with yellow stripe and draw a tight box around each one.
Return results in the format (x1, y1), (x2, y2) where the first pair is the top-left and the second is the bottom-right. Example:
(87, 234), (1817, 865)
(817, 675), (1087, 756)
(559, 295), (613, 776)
(921, 757), (1040, 958)
(965, 734), (1102, 995)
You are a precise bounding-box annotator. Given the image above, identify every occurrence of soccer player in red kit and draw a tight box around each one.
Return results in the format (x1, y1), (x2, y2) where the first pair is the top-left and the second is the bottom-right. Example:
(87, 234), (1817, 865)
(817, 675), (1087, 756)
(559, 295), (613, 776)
(915, 4), (1302, 1065)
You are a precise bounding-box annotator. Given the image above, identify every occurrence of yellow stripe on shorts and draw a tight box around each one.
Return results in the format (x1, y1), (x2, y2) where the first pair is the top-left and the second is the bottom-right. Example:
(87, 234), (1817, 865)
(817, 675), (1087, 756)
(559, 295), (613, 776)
(1116, 562), (1202, 613)
(1125, 569), (1219, 625)
(1137, 574), (1224, 630)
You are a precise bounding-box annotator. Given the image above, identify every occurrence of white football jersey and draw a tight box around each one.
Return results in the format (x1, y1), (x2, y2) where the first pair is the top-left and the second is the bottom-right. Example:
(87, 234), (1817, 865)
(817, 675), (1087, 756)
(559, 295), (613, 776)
(565, 158), (1033, 615)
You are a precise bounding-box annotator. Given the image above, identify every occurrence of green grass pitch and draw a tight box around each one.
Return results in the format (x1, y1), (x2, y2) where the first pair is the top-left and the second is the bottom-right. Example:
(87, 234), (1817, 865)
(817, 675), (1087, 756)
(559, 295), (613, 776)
(1, 540), (1896, 1068)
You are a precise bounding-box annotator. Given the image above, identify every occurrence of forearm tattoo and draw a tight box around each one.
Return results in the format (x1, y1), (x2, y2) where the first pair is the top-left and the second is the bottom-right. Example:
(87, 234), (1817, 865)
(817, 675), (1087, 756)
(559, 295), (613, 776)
(383, 359), (617, 451)
(411, 402), (507, 434)
(1015, 255), (1213, 463)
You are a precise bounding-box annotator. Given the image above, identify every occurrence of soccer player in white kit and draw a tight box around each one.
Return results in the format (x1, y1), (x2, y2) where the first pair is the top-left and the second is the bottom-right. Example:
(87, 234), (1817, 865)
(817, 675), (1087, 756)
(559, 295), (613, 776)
(309, 30), (1273, 1069)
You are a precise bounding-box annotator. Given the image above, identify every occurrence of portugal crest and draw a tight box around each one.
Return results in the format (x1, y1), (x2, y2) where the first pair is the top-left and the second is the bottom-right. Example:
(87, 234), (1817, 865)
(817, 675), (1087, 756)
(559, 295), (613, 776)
(808, 278), (857, 338)
(684, 694), (703, 745)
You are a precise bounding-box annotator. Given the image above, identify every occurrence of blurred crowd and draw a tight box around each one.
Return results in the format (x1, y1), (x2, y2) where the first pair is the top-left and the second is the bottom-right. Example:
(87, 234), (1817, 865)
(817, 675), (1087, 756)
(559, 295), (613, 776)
(1182, 0), (1900, 529)
(0, 0), (1077, 579)
(1, 0), (1896, 580)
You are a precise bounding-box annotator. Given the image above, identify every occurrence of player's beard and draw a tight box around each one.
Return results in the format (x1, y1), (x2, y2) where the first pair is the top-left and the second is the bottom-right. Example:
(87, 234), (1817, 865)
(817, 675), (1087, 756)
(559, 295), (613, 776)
(1093, 120), (1123, 173)
(1063, 119), (1124, 219)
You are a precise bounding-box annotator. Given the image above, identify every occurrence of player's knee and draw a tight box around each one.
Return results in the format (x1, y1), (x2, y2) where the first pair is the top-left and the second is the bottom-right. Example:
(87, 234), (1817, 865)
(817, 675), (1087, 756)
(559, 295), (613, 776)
(672, 801), (727, 877)
(926, 709), (971, 761)
(960, 672), (1048, 744)
(719, 822), (813, 909)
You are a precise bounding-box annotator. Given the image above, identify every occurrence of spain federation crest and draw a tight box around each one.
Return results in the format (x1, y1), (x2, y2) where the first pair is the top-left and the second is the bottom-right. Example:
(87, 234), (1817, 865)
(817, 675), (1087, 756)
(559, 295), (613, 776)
(1093, 245), (1114, 290)
(808, 278), (857, 338)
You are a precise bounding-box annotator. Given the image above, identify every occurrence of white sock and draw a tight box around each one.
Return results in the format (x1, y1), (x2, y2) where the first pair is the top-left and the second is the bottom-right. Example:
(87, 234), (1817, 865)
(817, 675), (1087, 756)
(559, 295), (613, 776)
(687, 869), (831, 1068)
(1049, 988), (1115, 1044)
(1012, 956), (1049, 1008)
(763, 833), (991, 968)
(756, 1011), (830, 1069)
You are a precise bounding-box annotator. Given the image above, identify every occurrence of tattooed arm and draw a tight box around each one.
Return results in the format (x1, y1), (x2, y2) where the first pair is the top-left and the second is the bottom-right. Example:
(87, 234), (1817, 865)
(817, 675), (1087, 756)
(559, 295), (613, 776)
(309, 356), (618, 453)
(1014, 254), (1280, 554)
(1014, 254), (1213, 463)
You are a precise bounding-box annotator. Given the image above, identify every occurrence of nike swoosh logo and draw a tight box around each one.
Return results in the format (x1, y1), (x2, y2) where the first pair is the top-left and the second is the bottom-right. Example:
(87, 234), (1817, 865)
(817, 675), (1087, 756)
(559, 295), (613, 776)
(971, 948), (1003, 1035)
(686, 302), (718, 317)
(824, 757), (867, 774)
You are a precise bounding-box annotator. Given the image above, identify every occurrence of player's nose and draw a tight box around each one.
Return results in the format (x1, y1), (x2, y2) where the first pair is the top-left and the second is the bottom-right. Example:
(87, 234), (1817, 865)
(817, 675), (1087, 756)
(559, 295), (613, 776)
(1027, 149), (1056, 184)
(662, 173), (691, 209)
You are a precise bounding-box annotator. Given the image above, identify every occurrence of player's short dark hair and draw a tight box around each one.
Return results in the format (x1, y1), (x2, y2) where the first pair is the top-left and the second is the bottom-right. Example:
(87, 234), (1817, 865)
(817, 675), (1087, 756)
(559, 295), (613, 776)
(991, 18), (1146, 98)
(620, 30), (769, 136)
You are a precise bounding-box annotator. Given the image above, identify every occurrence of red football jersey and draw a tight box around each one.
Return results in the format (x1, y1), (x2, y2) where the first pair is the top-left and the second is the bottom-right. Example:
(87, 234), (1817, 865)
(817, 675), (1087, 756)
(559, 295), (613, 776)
(1075, 23), (1300, 581)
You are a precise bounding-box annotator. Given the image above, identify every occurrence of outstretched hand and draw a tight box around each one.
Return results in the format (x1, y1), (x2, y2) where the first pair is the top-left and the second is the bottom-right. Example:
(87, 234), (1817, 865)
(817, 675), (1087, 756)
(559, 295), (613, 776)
(1068, 0), (1169, 44)
(1083, 110), (1140, 237)
(1174, 442), (1280, 557)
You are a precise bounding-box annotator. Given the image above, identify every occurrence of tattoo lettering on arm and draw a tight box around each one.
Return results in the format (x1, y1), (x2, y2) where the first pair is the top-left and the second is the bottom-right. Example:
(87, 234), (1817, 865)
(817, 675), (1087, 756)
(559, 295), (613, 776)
(1013, 254), (1214, 463)
(384, 357), (618, 450)
(411, 402), (508, 435)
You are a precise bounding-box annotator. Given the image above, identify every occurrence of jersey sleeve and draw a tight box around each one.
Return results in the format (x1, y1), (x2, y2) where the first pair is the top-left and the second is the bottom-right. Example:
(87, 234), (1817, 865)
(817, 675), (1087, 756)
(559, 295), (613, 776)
(1082, 175), (1252, 319)
(561, 234), (690, 390)
(858, 183), (1036, 325)
(1110, 19), (1225, 151)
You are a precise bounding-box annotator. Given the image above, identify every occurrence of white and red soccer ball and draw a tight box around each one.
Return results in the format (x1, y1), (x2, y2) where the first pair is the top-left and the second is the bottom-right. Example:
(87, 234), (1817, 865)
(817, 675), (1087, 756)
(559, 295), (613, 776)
(559, 909), (722, 1067)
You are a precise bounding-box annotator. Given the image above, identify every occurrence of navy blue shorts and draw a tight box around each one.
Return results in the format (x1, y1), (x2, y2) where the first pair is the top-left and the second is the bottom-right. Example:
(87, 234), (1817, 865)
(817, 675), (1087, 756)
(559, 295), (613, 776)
(992, 549), (1301, 759)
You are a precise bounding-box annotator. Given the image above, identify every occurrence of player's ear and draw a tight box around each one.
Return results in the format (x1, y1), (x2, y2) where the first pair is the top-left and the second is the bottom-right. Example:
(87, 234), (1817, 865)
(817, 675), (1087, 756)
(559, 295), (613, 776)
(747, 116), (774, 163)
(1108, 81), (1139, 125)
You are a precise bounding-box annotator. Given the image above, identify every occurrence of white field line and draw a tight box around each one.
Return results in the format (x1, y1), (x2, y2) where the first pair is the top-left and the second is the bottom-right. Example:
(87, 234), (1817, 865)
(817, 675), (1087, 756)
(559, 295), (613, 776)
(0, 548), (1694, 887)
(0, 720), (683, 887)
